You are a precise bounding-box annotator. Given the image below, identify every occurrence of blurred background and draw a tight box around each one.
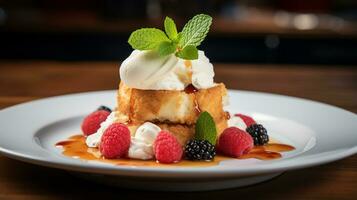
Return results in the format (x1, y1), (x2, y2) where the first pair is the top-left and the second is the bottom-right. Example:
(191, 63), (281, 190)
(0, 0), (357, 65)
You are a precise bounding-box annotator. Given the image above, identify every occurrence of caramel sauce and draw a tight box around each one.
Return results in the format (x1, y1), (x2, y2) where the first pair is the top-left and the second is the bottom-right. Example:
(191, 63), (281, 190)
(193, 99), (201, 115)
(184, 60), (192, 67)
(255, 143), (295, 152)
(225, 111), (231, 120)
(184, 84), (198, 94)
(56, 135), (226, 167)
(56, 135), (295, 167)
(239, 142), (295, 160)
(184, 60), (193, 81)
(183, 60), (202, 116)
(184, 84), (201, 115)
(240, 150), (282, 160)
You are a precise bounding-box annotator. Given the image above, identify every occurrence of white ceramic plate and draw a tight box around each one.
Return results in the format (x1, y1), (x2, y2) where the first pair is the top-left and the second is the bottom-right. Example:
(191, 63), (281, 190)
(0, 90), (356, 191)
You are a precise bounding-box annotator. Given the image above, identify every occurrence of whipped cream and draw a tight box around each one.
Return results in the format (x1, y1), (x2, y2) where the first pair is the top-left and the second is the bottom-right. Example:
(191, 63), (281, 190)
(128, 138), (154, 160)
(128, 122), (161, 160)
(86, 111), (117, 148)
(85, 115), (161, 160)
(120, 50), (215, 90)
(134, 122), (161, 144)
(228, 115), (247, 130)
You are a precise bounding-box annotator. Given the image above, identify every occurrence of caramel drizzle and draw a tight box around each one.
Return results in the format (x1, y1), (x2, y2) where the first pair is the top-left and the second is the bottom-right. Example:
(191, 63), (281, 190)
(184, 84), (200, 116)
(184, 60), (193, 81)
(56, 135), (295, 167)
(183, 60), (201, 116)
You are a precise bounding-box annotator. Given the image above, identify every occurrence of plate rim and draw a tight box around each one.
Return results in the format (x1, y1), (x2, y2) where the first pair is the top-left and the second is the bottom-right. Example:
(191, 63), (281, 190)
(0, 89), (356, 178)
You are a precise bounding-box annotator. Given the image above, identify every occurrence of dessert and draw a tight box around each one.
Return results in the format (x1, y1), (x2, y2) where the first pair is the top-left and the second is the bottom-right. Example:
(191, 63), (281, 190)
(87, 14), (229, 160)
(56, 14), (295, 166)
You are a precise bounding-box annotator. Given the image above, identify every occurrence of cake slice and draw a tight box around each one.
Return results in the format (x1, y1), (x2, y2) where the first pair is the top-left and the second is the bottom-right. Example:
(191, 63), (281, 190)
(115, 82), (229, 145)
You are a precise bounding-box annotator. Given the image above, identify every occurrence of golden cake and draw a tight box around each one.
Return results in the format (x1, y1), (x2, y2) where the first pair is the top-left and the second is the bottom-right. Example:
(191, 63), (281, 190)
(115, 82), (229, 145)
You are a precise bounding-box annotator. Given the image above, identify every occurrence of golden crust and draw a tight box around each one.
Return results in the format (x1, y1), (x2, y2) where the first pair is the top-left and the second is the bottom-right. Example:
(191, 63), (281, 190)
(116, 82), (229, 144)
(117, 82), (228, 125)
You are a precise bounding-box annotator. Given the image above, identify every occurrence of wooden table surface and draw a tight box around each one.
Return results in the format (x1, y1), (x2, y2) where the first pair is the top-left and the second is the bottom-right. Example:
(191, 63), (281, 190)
(0, 61), (356, 199)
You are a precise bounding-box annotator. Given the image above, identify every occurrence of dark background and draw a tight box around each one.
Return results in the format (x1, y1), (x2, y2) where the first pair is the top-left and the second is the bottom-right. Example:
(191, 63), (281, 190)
(1, 0), (357, 65)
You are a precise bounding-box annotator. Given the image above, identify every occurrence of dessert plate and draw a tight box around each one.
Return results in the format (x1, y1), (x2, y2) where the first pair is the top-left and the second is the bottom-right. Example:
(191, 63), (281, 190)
(0, 90), (356, 191)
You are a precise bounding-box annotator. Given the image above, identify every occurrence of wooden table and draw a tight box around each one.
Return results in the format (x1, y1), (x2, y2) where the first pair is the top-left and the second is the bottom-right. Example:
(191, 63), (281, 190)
(0, 61), (356, 199)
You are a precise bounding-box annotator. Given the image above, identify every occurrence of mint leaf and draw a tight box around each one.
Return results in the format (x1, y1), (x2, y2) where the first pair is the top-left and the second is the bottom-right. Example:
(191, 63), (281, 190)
(157, 41), (176, 56)
(176, 32), (182, 43)
(164, 17), (178, 41)
(195, 111), (217, 145)
(128, 28), (169, 50)
(176, 45), (198, 60)
(179, 14), (212, 49)
(127, 14), (212, 59)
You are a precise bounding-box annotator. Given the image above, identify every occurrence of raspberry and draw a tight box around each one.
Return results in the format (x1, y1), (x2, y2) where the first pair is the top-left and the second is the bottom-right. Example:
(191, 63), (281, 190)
(217, 127), (254, 158)
(99, 123), (131, 159)
(154, 131), (183, 164)
(235, 114), (256, 127)
(81, 110), (110, 136)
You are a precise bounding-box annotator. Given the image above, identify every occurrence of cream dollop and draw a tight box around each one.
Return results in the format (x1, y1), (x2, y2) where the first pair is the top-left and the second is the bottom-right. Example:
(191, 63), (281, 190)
(120, 50), (215, 90)
(134, 122), (161, 144)
(127, 138), (154, 160)
(128, 122), (161, 160)
(86, 117), (161, 160)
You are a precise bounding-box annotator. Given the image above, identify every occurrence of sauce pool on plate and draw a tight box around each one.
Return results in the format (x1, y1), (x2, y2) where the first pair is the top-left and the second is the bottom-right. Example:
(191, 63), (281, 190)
(56, 134), (295, 167)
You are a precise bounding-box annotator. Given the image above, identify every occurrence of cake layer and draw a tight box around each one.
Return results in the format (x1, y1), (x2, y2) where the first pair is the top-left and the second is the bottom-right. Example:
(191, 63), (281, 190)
(117, 82), (228, 125)
(122, 119), (228, 146)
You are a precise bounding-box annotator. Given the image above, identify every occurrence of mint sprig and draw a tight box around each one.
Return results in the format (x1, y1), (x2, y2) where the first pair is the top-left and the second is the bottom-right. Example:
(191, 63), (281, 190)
(128, 28), (169, 50)
(175, 45), (198, 60)
(157, 41), (176, 56)
(178, 14), (212, 49)
(128, 14), (212, 60)
(195, 111), (217, 145)
(164, 17), (178, 41)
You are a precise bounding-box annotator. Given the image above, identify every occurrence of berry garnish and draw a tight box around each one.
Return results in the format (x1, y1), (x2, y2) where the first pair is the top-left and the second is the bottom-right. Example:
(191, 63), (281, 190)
(154, 131), (183, 164)
(235, 114), (256, 127)
(185, 139), (216, 161)
(246, 124), (269, 145)
(99, 123), (131, 159)
(217, 127), (254, 158)
(81, 110), (110, 136)
(97, 105), (112, 113)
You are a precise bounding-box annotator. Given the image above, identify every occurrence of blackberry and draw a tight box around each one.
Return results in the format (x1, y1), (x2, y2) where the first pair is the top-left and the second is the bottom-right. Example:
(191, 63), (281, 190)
(246, 124), (269, 145)
(185, 139), (216, 161)
(97, 105), (112, 113)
